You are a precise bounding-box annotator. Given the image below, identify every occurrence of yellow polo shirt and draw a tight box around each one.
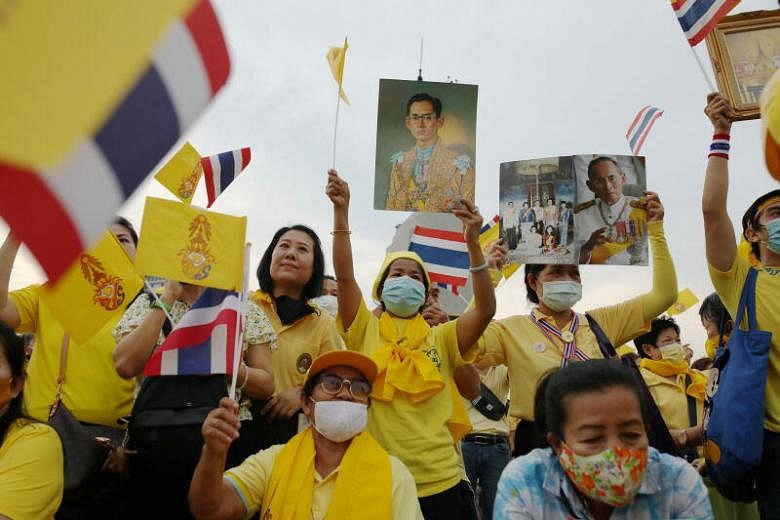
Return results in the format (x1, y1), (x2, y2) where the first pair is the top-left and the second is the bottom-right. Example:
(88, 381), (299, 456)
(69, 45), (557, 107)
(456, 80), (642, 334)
(11, 285), (136, 427)
(465, 365), (510, 436)
(709, 256), (780, 432)
(250, 291), (342, 393)
(0, 419), (63, 520)
(339, 300), (468, 497)
(472, 299), (647, 421)
(640, 368), (705, 430)
(224, 443), (422, 519)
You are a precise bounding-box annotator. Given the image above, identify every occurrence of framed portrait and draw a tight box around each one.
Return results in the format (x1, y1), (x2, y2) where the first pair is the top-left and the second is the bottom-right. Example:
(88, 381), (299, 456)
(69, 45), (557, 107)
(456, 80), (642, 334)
(705, 9), (780, 121)
(374, 79), (478, 213)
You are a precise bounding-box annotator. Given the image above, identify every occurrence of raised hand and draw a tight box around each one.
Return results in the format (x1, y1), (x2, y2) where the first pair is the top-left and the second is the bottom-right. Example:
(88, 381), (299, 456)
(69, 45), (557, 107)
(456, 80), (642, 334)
(485, 238), (508, 271)
(704, 93), (735, 134)
(326, 169), (350, 210)
(644, 191), (664, 223)
(201, 397), (240, 455)
(452, 199), (483, 244)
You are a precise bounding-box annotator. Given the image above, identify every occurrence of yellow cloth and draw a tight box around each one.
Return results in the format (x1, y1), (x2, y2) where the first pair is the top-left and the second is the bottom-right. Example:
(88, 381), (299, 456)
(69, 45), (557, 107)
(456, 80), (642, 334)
(338, 299), (468, 496)
(326, 37), (350, 105)
(371, 251), (431, 302)
(666, 288), (699, 317)
(761, 68), (780, 181)
(710, 255), (780, 432)
(260, 428), (391, 520)
(224, 434), (422, 519)
(0, 419), (63, 519)
(11, 285), (136, 427)
(640, 365), (707, 431)
(251, 291), (341, 393)
(478, 218), (521, 279)
(135, 197), (247, 291)
(39, 231), (143, 344)
(464, 365), (510, 436)
(639, 359), (707, 400)
(153, 142), (203, 203)
(0, 0), (196, 167)
(590, 207), (647, 264)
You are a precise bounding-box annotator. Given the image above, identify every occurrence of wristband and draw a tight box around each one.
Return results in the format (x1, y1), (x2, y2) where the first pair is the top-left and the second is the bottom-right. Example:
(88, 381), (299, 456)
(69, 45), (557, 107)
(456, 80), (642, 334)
(239, 363), (249, 391)
(708, 133), (730, 159)
(469, 261), (489, 273)
(330, 229), (352, 235)
(151, 299), (172, 315)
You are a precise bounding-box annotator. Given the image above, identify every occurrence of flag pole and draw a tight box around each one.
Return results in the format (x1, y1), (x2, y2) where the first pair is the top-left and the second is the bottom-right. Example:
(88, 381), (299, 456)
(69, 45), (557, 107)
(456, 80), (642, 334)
(144, 280), (175, 324)
(689, 44), (717, 92)
(332, 92), (341, 170)
(417, 37), (424, 81)
(229, 242), (252, 400)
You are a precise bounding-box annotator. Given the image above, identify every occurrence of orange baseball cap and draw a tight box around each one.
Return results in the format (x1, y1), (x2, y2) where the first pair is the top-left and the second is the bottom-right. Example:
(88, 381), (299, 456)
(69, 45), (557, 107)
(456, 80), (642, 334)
(305, 350), (378, 384)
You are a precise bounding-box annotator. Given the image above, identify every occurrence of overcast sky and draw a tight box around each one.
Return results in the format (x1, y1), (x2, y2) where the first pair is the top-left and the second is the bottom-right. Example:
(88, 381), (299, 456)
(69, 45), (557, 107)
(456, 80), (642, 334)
(6, 0), (779, 359)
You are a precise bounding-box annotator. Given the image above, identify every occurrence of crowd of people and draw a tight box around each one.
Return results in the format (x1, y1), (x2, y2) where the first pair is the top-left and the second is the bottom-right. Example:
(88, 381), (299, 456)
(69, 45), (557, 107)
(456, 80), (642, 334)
(1, 93), (779, 519)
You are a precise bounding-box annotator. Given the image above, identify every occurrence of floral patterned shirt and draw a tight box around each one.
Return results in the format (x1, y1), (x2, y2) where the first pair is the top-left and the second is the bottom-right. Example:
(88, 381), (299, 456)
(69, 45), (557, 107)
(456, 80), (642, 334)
(113, 293), (275, 420)
(494, 448), (712, 520)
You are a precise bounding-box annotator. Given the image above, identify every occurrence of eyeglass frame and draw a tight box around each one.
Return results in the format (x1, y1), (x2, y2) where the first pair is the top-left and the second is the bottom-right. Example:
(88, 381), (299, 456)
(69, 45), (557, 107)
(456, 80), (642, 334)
(315, 373), (372, 400)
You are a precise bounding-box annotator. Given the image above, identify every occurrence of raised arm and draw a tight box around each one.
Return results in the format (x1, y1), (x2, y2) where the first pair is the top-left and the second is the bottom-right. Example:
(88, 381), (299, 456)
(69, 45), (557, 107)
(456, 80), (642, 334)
(454, 201), (496, 355)
(638, 192), (678, 321)
(702, 93), (737, 271)
(0, 234), (22, 328)
(326, 169), (363, 330)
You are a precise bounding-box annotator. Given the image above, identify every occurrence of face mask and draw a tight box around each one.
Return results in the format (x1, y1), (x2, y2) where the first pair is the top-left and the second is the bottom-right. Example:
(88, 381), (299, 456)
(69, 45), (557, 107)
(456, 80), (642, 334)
(659, 342), (686, 364)
(381, 276), (426, 317)
(558, 442), (648, 507)
(764, 218), (780, 254)
(705, 336), (728, 360)
(0, 378), (12, 410)
(541, 281), (582, 312)
(311, 295), (338, 316)
(311, 399), (368, 443)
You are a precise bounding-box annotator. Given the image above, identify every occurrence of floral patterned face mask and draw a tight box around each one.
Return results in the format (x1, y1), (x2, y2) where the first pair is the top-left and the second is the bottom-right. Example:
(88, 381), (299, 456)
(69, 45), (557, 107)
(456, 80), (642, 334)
(558, 442), (648, 507)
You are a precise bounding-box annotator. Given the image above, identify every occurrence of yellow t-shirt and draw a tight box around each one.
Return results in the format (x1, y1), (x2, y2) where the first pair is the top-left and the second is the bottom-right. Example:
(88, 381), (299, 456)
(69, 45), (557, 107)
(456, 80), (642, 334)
(251, 291), (342, 393)
(640, 368), (705, 431)
(472, 299), (648, 421)
(0, 419), (64, 519)
(11, 285), (136, 427)
(224, 442), (422, 519)
(339, 300), (468, 497)
(709, 256), (780, 432)
(465, 365), (510, 435)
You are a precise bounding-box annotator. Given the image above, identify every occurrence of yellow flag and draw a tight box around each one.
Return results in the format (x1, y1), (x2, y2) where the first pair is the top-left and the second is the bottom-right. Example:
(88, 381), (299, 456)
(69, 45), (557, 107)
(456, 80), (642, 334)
(40, 232), (143, 343)
(0, 0), (196, 167)
(761, 69), (780, 181)
(326, 37), (350, 105)
(666, 288), (699, 316)
(135, 197), (246, 290)
(154, 142), (203, 203)
(479, 217), (521, 280)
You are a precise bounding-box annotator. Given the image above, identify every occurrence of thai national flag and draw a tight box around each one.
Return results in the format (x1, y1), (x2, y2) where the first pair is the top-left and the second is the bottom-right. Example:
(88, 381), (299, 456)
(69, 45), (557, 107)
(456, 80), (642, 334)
(408, 225), (470, 295)
(0, 0), (231, 284)
(671, 0), (740, 46)
(202, 147), (252, 207)
(144, 288), (241, 376)
(626, 106), (664, 155)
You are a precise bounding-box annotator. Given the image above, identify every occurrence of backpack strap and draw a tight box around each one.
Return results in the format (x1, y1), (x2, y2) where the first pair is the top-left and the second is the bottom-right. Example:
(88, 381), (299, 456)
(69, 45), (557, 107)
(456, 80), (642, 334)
(471, 382), (507, 421)
(584, 313), (617, 358)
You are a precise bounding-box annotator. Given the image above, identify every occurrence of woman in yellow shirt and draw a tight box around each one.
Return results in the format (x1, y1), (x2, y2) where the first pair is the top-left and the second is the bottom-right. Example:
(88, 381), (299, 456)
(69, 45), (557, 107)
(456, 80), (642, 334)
(0, 321), (64, 519)
(326, 169), (495, 520)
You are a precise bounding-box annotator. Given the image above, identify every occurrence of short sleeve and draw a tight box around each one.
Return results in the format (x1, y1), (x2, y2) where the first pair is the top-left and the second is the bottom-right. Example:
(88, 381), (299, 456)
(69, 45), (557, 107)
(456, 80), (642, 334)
(430, 319), (466, 371)
(337, 299), (373, 354)
(708, 255), (750, 319)
(588, 296), (649, 347)
(389, 456), (424, 519)
(244, 300), (276, 346)
(9, 284), (42, 333)
(113, 293), (153, 343)
(224, 444), (282, 516)
(469, 320), (509, 367)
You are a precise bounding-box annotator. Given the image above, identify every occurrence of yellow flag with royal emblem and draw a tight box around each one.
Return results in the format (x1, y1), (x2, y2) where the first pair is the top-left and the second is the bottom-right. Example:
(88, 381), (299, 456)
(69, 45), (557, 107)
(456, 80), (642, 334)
(666, 288), (699, 316)
(135, 197), (246, 290)
(326, 37), (350, 105)
(479, 215), (521, 280)
(40, 231), (143, 343)
(153, 142), (203, 204)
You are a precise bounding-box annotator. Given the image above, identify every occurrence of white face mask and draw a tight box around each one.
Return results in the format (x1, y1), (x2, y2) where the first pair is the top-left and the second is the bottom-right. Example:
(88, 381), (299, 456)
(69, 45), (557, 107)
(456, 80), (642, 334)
(541, 281), (582, 312)
(659, 342), (686, 364)
(311, 399), (368, 443)
(311, 294), (338, 316)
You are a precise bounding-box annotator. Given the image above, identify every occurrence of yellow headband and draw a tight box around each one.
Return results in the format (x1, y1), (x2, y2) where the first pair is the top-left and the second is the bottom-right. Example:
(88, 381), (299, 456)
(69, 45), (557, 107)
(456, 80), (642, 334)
(755, 196), (780, 218)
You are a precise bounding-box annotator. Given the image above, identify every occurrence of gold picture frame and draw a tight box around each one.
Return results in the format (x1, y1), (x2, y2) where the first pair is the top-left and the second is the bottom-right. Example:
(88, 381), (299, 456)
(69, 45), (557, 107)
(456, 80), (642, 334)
(705, 9), (780, 121)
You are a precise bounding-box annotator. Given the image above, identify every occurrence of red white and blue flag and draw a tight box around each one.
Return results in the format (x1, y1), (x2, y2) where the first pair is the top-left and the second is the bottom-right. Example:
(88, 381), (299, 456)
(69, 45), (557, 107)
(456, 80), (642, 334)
(626, 106), (664, 155)
(671, 0), (740, 46)
(408, 225), (470, 295)
(0, 0), (231, 284)
(202, 147), (252, 207)
(144, 288), (241, 376)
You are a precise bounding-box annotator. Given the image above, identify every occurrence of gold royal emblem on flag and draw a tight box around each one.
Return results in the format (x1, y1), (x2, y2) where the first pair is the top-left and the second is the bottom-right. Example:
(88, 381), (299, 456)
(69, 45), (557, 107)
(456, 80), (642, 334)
(80, 254), (126, 311)
(177, 161), (203, 201)
(179, 214), (216, 280)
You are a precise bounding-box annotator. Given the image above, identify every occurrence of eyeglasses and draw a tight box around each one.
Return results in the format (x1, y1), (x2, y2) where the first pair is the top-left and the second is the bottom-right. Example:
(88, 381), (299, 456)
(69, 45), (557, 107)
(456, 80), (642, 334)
(317, 374), (372, 399)
(406, 113), (437, 123)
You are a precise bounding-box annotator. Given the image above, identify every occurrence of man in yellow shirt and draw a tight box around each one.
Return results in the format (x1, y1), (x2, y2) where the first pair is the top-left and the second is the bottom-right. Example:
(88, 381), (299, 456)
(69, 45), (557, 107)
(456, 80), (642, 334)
(189, 350), (422, 520)
(703, 93), (780, 518)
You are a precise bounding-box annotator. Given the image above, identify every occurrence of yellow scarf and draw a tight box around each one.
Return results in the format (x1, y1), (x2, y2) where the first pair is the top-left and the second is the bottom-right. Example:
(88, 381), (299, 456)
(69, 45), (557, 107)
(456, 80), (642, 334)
(261, 428), (392, 520)
(640, 358), (707, 400)
(372, 312), (472, 441)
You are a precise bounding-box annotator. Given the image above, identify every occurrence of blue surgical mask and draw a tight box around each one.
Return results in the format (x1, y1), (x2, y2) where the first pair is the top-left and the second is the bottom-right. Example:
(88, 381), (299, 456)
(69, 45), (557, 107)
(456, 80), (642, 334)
(381, 276), (426, 317)
(541, 281), (582, 312)
(765, 218), (780, 254)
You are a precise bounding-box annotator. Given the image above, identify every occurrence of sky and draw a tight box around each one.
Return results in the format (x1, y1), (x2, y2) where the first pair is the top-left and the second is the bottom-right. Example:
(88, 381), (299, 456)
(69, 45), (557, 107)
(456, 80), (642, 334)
(5, 0), (780, 359)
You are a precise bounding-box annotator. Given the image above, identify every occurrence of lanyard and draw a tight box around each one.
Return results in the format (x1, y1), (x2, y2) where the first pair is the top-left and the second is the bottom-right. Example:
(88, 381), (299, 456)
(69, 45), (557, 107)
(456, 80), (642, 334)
(531, 312), (588, 366)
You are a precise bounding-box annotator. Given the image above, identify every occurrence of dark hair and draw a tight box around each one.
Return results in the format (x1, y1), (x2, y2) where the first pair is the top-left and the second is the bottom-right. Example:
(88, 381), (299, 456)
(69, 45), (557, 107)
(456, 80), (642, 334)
(634, 316), (680, 358)
(256, 225), (325, 301)
(741, 189), (780, 262)
(0, 322), (27, 446)
(303, 374), (319, 398)
(323, 275), (336, 282)
(406, 93), (442, 118)
(586, 156), (619, 180)
(112, 216), (138, 246)
(524, 264), (546, 304)
(698, 292), (731, 325)
(691, 357), (714, 371)
(534, 359), (648, 441)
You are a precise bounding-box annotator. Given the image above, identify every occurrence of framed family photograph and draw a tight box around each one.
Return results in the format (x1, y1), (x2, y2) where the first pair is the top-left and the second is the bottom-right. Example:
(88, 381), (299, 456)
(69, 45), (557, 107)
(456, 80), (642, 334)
(706, 9), (780, 121)
(374, 79), (478, 213)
